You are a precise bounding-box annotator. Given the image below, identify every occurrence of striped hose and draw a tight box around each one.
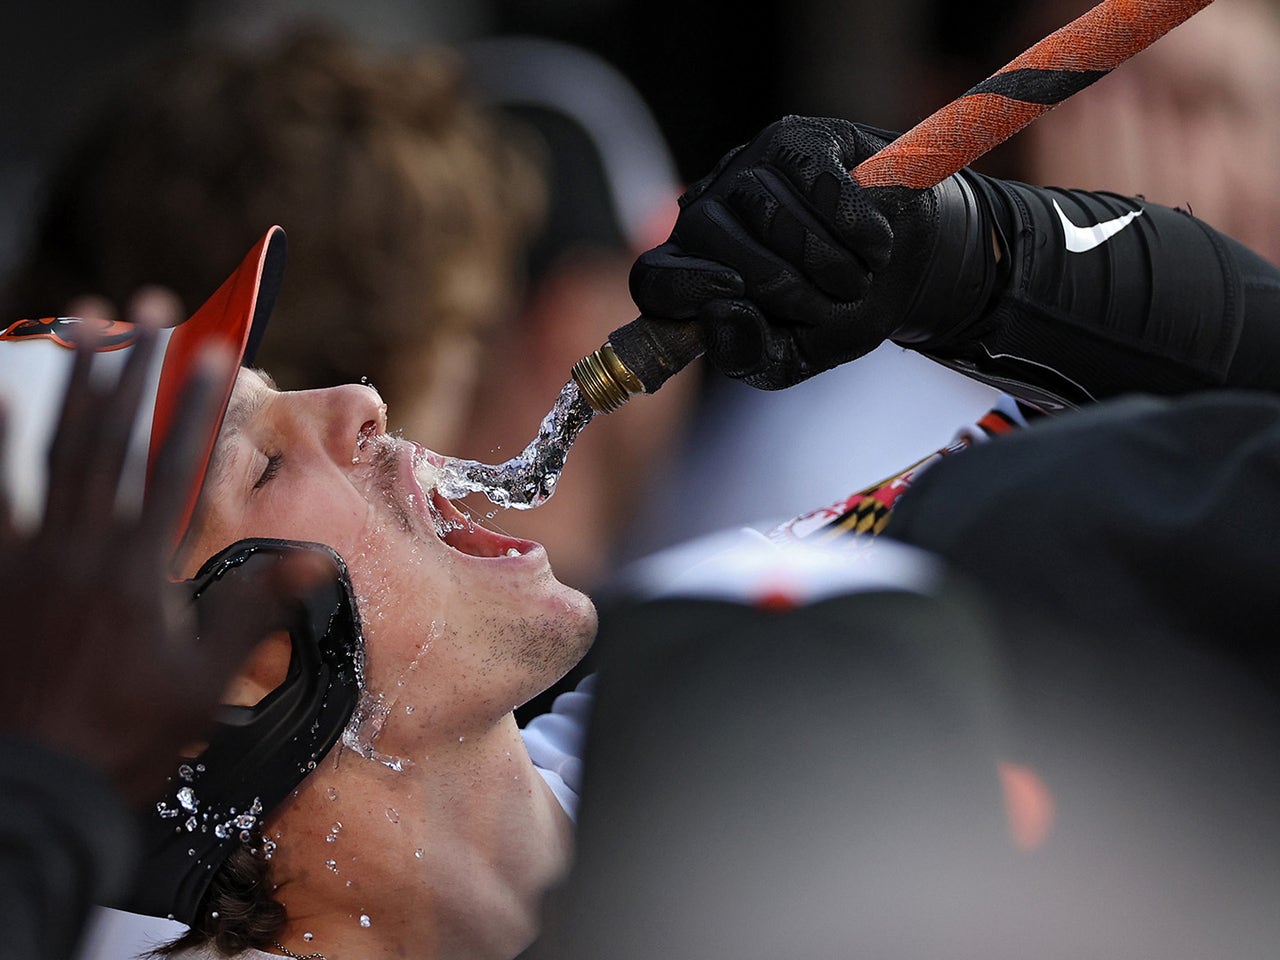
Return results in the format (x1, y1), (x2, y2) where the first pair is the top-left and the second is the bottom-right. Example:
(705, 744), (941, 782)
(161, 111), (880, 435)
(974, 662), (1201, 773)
(853, 0), (1217, 189)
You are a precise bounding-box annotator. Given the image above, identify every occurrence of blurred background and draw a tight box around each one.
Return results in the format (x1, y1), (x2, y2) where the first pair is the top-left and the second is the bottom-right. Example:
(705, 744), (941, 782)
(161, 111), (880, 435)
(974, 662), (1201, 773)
(4, 0), (1279, 956)
(7, 0), (1278, 273)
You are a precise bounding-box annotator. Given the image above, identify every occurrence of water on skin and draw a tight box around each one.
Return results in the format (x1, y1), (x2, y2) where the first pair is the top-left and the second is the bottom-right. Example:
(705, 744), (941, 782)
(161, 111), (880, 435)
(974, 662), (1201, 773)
(434, 380), (595, 510)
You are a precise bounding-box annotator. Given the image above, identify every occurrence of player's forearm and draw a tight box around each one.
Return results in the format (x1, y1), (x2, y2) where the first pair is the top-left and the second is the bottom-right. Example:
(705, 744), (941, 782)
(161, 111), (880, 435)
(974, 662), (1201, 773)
(897, 176), (1280, 406)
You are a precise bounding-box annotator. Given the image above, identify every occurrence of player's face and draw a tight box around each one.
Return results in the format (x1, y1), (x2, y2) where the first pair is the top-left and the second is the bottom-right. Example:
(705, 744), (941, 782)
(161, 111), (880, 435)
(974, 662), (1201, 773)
(181, 368), (596, 743)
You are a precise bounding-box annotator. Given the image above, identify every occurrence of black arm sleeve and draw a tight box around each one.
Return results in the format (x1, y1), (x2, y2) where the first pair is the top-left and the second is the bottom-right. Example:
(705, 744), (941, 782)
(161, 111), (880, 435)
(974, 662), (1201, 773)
(0, 738), (139, 960)
(893, 175), (1280, 411)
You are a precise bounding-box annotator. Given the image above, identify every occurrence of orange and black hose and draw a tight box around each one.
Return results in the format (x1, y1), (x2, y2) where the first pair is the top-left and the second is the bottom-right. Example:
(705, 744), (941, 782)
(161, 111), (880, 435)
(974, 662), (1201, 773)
(588, 0), (1217, 403)
(853, 0), (1217, 189)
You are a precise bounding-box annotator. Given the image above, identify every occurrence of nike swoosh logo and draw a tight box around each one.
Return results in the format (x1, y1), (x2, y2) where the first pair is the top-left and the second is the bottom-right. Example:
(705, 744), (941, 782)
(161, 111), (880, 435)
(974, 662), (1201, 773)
(1053, 199), (1143, 253)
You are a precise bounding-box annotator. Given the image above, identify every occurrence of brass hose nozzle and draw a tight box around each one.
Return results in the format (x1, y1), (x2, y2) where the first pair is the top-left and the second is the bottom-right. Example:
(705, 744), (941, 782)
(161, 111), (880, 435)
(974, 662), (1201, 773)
(571, 344), (644, 414)
(570, 315), (706, 415)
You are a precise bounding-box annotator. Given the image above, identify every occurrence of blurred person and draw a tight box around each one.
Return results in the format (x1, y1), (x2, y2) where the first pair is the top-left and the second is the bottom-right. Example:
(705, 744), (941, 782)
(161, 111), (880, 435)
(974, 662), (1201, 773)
(1, 28), (694, 596)
(0, 29), (543, 454)
(0, 284), (332, 960)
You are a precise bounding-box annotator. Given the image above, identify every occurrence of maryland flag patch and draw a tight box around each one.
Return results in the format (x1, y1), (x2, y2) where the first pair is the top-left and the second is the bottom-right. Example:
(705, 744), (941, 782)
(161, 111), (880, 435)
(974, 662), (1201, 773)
(0, 316), (138, 351)
(769, 397), (1035, 550)
(770, 441), (968, 547)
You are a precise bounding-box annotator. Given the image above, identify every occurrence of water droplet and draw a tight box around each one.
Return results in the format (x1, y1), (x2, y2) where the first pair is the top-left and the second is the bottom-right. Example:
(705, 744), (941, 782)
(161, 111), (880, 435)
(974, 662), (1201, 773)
(303, 932), (314, 942)
(404, 704), (415, 715)
(210, 911), (219, 919)
(359, 914), (372, 928)
(177, 787), (198, 812)
(214, 822), (231, 839)
(414, 848), (424, 859)
(325, 786), (339, 801)
(385, 807), (400, 824)
(178, 764), (195, 782)
(325, 859), (338, 873)
(184, 816), (198, 833)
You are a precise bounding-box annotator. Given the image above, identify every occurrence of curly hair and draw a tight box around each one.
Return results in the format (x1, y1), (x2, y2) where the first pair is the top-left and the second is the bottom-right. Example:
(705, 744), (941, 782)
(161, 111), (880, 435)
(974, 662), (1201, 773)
(3, 28), (546, 417)
(152, 838), (285, 956)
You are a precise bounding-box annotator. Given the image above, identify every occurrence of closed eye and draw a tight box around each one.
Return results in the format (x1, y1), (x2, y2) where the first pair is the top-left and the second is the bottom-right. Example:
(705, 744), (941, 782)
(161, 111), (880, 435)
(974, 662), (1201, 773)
(254, 453), (283, 490)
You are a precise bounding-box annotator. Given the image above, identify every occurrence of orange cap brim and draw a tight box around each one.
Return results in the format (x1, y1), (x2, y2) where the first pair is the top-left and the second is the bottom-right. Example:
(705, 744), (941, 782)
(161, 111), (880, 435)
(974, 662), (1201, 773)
(147, 226), (286, 545)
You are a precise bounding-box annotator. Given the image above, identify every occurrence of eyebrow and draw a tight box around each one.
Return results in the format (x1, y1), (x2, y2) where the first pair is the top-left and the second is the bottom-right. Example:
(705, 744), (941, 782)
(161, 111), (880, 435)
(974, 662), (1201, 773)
(203, 367), (278, 495)
(217, 367), (278, 438)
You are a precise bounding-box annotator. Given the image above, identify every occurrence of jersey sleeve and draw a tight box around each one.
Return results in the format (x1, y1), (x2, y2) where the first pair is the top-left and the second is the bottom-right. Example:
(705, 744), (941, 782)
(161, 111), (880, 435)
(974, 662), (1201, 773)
(895, 173), (1280, 411)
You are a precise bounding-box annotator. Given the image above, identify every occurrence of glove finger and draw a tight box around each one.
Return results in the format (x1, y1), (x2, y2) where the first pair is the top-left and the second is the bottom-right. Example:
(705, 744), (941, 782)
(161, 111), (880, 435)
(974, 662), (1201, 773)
(700, 299), (769, 382)
(629, 242), (745, 321)
(792, 300), (881, 373)
(722, 166), (878, 302)
(740, 327), (823, 391)
(676, 197), (855, 327)
(753, 117), (896, 256)
(700, 300), (825, 391)
(806, 168), (896, 270)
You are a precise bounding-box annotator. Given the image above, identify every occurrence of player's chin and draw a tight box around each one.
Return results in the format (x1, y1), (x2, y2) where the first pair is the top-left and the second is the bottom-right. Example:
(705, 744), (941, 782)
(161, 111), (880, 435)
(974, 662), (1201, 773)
(540, 580), (599, 652)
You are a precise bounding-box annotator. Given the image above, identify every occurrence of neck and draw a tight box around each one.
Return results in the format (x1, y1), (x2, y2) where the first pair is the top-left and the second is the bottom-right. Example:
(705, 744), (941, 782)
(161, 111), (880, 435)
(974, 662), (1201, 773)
(267, 713), (572, 960)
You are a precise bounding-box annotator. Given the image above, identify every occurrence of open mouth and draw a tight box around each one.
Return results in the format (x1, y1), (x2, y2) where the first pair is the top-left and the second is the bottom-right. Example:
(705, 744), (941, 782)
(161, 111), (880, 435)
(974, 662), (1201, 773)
(405, 444), (534, 559)
(428, 491), (533, 558)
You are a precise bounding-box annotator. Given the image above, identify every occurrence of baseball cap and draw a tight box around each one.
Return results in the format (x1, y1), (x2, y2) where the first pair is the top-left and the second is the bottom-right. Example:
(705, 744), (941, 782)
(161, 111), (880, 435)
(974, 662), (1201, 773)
(0, 225), (286, 539)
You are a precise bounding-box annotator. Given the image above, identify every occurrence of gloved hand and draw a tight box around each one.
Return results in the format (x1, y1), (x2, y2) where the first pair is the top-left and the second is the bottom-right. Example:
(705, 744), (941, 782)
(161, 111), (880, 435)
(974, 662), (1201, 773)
(629, 115), (951, 390)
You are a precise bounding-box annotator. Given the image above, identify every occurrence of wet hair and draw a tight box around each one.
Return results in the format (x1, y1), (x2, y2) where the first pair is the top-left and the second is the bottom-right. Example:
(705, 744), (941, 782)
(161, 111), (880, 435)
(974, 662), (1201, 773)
(153, 838), (285, 956)
(2, 28), (546, 415)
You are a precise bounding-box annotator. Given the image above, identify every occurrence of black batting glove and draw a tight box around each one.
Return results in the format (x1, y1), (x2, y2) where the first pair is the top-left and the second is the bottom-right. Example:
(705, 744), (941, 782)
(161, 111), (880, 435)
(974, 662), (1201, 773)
(629, 116), (952, 390)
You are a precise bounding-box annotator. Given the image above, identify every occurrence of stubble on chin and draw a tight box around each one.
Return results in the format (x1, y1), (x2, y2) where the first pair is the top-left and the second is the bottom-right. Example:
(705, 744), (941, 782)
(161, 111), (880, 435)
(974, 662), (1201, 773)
(483, 608), (595, 683)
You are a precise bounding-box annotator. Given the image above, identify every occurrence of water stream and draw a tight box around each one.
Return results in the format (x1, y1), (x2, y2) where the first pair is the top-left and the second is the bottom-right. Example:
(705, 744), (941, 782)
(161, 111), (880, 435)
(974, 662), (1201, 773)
(433, 380), (595, 509)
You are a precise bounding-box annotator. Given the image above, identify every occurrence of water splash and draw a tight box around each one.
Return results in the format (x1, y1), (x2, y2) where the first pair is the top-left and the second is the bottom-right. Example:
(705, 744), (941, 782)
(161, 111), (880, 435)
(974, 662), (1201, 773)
(435, 380), (595, 510)
(342, 688), (414, 772)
